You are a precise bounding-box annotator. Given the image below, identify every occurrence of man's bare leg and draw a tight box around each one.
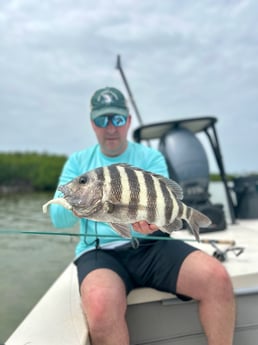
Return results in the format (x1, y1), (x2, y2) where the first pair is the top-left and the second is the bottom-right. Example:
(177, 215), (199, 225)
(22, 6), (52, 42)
(80, 268), (129, 345)
(177, 250), (236, 345)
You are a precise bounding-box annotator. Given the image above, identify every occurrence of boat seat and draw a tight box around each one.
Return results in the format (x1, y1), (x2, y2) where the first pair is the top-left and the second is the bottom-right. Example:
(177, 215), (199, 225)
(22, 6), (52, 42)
(127, 288), (176, 305)
(127, 272), (258, 306)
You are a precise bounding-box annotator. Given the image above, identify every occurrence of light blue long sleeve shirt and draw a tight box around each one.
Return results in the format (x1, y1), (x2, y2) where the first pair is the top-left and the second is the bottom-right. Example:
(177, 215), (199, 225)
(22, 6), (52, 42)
(50, 141), (169, 258)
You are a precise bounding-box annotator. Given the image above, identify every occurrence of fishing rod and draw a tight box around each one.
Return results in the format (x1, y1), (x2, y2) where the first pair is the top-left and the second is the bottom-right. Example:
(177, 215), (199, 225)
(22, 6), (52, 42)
(1, 229), (244, 262)
(0, 229), (236, 246)
(116, 54), (144, 127)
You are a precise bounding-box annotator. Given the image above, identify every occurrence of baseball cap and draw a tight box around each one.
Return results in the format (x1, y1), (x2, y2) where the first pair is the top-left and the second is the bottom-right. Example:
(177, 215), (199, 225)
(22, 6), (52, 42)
(90, 87), (129, 120)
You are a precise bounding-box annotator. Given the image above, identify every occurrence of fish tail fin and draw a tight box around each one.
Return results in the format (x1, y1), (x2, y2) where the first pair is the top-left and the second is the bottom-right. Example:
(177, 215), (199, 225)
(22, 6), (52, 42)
(187, 208), (212, 242)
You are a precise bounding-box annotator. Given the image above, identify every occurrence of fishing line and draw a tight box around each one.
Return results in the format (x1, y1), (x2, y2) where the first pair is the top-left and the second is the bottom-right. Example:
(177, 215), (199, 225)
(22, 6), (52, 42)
(0, 229), (236, 246)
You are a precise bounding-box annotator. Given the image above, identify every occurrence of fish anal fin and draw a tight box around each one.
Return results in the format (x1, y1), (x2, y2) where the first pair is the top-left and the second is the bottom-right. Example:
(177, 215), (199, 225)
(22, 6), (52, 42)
(109, 223), (132, 238)
(187, 208), (212, 242)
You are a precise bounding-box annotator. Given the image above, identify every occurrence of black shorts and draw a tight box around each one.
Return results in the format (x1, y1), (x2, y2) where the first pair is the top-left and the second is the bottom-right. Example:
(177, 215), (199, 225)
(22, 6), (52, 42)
(74, 232), (198, 300)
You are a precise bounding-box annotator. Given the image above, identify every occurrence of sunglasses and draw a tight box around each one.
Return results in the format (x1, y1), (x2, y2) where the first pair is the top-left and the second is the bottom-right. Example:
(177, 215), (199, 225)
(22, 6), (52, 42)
(93, 114), (127, 128)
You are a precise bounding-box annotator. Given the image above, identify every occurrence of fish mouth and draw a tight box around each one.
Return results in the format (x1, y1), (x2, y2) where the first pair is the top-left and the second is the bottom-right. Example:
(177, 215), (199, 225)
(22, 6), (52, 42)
(58, 184), (71, 196)
(57, 185), (78, 205)
(58, 185), (64, 193)
(58, 184), (84, 204)
(57, 184), (97, 213)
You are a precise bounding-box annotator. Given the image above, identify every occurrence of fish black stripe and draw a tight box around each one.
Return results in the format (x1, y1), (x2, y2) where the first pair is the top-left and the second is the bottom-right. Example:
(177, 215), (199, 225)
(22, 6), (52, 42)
(124, 167), (140, 219)
(186, 206), (192, 219)
(143, 172), (157, 223)
(108, 165), (122, 202)
(177, 201), (184, 218)
(159, 180), (173, 224)
(95, 166), (105, 183)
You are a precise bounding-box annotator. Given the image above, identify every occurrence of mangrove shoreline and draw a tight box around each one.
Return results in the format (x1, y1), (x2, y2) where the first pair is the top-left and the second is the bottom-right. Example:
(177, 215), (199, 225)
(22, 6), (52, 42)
(0, 152), (251, 195)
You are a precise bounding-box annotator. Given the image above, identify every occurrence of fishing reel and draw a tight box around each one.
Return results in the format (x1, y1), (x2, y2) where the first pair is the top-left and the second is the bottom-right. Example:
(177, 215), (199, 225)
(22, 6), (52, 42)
(210, 241), (245, 262)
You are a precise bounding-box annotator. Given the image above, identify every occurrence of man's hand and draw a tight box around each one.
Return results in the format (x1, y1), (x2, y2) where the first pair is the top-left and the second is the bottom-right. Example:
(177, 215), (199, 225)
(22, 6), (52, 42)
(132, 221), (159, 234)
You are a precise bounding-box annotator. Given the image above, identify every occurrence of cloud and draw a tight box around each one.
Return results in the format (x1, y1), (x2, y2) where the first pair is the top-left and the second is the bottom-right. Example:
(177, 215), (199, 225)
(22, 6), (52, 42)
(0, 0), (258, 173)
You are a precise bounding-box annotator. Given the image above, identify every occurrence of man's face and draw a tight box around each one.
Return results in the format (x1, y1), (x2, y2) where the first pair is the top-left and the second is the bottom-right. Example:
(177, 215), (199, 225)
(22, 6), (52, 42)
(91, 115), (131, 157)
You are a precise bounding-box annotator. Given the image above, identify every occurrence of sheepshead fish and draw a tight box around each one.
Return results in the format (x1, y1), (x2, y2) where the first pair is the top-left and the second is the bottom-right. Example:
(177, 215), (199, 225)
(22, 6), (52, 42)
(43, 163), (211, 241)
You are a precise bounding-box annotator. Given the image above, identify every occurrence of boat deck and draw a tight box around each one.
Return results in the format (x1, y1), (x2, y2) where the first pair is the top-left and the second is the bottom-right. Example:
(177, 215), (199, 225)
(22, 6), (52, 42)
(173, 219), (258, 277)
(6, 219), (258, 345)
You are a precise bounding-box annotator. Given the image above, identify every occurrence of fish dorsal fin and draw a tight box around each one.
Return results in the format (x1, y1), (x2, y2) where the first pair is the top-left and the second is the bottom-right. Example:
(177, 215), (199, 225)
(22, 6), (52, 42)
(112, 163), (184, 200)
(159, 177), (184, 200)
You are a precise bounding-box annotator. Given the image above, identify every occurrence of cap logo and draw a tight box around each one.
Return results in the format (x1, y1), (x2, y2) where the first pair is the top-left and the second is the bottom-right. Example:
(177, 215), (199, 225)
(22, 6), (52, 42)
(97, 90), (119, 105)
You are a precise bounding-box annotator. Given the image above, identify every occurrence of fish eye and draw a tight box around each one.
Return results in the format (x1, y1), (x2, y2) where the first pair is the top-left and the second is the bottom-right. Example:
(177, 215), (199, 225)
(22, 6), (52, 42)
(79, 176), (87, 184)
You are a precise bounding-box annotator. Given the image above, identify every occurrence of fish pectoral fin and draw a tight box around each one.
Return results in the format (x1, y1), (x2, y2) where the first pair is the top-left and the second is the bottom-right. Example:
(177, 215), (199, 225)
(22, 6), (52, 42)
(109, 223), (132, 238)
(161, 219), (183, 234)
(103, 201), (115, 213)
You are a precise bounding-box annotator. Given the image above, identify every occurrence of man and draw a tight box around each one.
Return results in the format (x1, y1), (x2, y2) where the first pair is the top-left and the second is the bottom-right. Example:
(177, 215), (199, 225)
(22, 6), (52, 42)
(50, 86), (235, 345)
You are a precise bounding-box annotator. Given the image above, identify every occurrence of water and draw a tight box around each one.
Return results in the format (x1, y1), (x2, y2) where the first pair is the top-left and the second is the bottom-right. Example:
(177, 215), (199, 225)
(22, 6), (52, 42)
(0, 183), (228, 343)
(0, 193), (78, 343)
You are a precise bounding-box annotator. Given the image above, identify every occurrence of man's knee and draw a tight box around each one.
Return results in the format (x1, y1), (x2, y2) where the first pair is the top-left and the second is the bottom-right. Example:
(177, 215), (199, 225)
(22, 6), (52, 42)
(210, 261), (234, 298)
(83, 288), (112, 321)
(177, 250), (234, 300)
(80, 269), (127, 328)
(197, 253), (234, 301)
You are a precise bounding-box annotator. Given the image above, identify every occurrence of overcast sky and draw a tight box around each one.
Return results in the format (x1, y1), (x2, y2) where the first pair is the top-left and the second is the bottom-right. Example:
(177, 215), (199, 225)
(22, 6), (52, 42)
(1, 0), (257, 174)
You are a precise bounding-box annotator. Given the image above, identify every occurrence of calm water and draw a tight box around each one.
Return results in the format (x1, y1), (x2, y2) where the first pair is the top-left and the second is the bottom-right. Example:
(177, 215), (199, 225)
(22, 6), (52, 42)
(0, 184), (229, 343)
(0, 193), (78, 343)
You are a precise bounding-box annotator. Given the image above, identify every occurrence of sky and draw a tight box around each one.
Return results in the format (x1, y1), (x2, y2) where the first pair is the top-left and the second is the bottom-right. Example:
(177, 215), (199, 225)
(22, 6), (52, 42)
(1, 0), (258, 174)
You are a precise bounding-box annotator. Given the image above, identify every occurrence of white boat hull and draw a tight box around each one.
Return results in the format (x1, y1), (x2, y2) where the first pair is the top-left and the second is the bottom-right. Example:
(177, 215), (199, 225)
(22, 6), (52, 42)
(127, 274), (258, 344)
(6, 220), (258, 345)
